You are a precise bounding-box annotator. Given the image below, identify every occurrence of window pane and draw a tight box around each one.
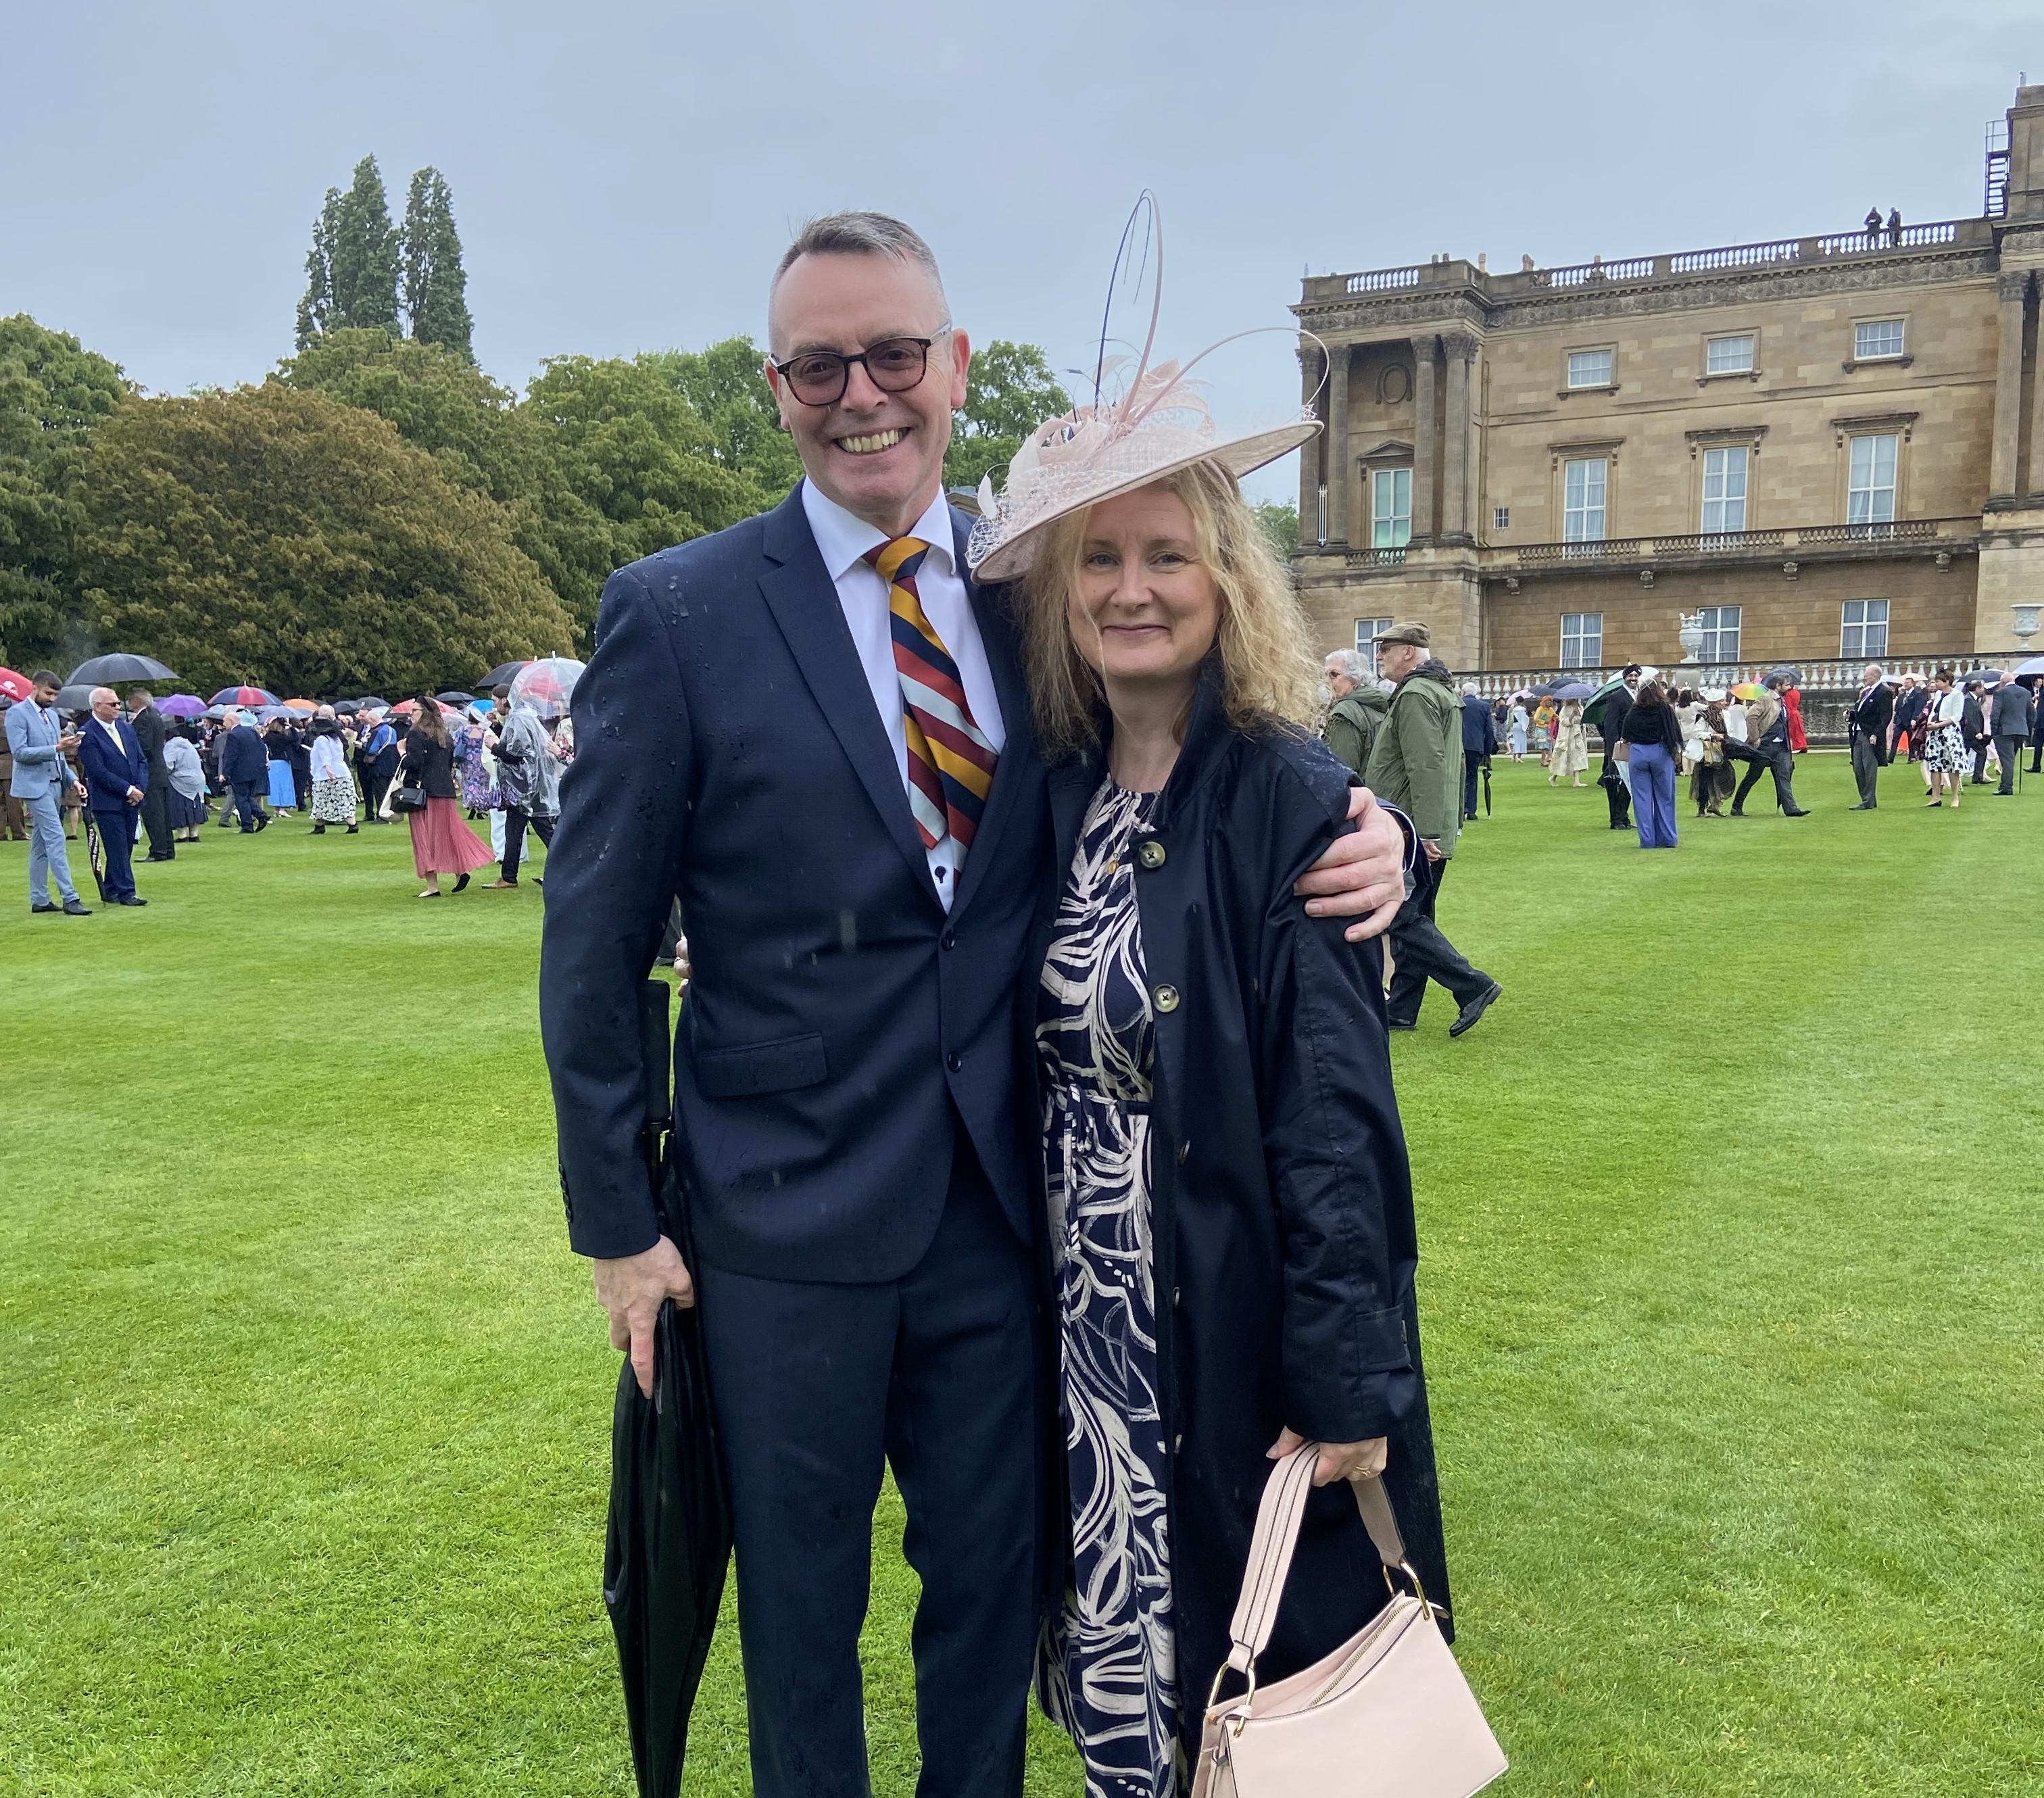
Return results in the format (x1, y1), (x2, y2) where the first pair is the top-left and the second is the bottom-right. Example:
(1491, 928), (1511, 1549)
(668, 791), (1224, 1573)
(1847, 433), (1897, 527)
(1567, 349), (1613, 387)
(1707, 334), (1755, 374)
(1855, 319), (1904, 359)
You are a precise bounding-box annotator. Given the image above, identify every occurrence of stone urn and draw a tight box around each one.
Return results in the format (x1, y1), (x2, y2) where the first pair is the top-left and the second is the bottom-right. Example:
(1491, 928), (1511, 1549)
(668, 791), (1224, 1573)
(1677, 611), (1705, 662)
(2015, 603), (2041, 652)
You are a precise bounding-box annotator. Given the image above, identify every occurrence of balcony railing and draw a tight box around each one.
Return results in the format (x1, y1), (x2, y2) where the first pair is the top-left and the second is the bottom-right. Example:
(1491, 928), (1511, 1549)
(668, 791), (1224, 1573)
(1469, 654), (2010, 702)
(1490, 518), (1966, 571)
(1344, 266), (1421, 294)
(1344, 545), (1408, 566)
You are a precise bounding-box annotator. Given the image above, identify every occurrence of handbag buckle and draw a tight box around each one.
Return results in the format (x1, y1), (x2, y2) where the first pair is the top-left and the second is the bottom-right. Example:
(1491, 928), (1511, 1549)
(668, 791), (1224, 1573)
(1383, 1557), (1447, 1624)
(1207, 1657), (1257, 1736)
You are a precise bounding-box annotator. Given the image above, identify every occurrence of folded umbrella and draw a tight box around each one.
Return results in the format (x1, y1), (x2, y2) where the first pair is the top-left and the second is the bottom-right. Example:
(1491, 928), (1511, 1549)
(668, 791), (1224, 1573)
(604, 979), (730, 1798)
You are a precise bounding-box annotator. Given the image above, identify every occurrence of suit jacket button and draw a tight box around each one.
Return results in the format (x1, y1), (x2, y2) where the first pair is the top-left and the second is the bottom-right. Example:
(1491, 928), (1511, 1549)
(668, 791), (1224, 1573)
(946, 1050), (963, 1073)
(1137, 839), (1167, 869)
(1152, 983), (1180, 1013)
(940, 927), (956, 950)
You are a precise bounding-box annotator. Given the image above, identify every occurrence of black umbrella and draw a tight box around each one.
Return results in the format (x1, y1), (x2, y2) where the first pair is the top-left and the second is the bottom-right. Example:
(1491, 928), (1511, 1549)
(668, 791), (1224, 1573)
(480, 661), (531, 690)
(69, 652), (179, 687)
(604, 980), (730, 1798)
(355, 696), (390, 712)
(333, 699), (360, 714)
(54, 683), (97, 714)
(1481, 760), (1492, 816)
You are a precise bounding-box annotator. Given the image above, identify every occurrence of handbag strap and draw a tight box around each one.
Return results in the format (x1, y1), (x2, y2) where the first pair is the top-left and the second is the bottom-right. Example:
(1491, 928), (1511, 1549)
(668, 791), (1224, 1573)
(1223, 1444), (1413, 1672)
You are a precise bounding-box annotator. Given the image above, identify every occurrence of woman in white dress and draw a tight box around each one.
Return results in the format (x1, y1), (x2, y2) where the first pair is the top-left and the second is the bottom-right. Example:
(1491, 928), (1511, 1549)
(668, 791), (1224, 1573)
(1920, 669), (1968, 808)
(1507, 700), (1530, 760)
(307, 706), (358, 833)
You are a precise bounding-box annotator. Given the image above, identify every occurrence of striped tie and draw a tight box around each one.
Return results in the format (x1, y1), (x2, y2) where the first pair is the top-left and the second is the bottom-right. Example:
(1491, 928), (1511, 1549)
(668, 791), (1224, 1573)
(865, 537), (999, 862)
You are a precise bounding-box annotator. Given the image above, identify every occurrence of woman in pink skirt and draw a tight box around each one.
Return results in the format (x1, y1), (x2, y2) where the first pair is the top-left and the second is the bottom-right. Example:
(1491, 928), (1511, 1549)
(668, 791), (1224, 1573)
(397, 697), (495, 898)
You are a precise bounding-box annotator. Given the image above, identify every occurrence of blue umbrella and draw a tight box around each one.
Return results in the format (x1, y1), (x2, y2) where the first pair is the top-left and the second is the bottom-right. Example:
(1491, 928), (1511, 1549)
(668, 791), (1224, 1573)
(1551, 681), (1596, 702)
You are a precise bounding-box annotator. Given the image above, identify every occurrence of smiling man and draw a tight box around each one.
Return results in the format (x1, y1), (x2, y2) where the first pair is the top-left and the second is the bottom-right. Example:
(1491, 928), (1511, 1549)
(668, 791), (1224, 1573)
(539, 212), (1411, 1798)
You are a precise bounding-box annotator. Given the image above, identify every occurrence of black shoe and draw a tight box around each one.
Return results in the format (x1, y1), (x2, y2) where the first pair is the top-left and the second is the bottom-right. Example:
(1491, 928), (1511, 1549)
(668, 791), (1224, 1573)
(118, 894), (147, 906)
(1449, 980), (1503, 1039)
(1847, 802), (1871, 810)
(346, 824), (358, 833)
(1783, 807), (1811, 817)
(254, 815), (269, 832)
(62, 899), (92, 915)
(1386, 1019), (1418, 1032)
(1995, 789), (2014, 796)
(31, 902), (57, 914)
(1729, 806), (1745, 817)
(311, 823), (324, 835)
(453, 872), (471, 893)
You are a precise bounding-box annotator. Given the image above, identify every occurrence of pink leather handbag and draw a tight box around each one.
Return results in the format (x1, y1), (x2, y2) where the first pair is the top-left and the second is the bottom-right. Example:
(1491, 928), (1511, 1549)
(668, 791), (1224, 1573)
(1190, 1444), (1507, 1798)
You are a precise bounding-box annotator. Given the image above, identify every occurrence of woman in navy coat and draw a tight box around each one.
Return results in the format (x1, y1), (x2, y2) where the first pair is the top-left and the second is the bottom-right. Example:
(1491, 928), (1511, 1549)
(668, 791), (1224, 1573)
(973, 421), (1449, 1793)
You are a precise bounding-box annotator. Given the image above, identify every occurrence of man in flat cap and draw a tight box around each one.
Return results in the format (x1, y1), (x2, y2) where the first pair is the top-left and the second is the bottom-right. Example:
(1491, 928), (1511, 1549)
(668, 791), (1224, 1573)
(1364, 622), (1503, 1038)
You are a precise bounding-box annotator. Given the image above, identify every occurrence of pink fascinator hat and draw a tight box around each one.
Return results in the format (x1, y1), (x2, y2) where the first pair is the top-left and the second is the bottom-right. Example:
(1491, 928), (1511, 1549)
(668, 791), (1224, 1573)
(966, 201), (1321, 585)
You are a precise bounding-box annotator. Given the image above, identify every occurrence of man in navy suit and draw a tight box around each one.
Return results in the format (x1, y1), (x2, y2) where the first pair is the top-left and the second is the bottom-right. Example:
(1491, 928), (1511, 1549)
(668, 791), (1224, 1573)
(215, 708), (270, 831)
(78, 685), (149, 905)
(539, 214), (1409, 1798)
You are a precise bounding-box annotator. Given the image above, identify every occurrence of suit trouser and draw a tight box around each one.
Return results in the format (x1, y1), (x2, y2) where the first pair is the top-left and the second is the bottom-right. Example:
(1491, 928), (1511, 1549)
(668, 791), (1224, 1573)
(139, 775), (172, 856)
(1601, 755), (1631, 827)
(1388, 856), (1489, 1024)
(230, 780), (267, 829)
(1851, 739), (1882, 806)
(1730, 742), (1795, 810)
(499, 808), (553, 881)
(696, 1139), (1038, 1798)
(92, 806), (137, 900)
(0, 775), (25, 840)
(1995, 735), (2025, 793)
(1462, 758), (1480, 819)
(23, 789), (80, 904)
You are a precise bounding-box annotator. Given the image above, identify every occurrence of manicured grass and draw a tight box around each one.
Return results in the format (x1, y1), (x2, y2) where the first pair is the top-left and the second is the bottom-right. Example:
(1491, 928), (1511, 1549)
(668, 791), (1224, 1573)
(1, 756), (2039, 1796)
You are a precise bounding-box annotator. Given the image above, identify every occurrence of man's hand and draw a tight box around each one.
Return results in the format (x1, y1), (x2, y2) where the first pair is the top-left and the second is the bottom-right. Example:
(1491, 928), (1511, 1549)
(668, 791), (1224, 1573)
(1421, 837), (1444, 862)
(126, 785), (143, 805)
(1294, 786), (1408, 942)
(593, 1236), (696, 1399)
(1269, 1426), (1390, 1487)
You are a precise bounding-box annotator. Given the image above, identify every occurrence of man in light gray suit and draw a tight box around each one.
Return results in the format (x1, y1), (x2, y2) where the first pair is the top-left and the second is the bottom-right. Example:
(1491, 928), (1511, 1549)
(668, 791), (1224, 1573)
(3, 670), (93, 915)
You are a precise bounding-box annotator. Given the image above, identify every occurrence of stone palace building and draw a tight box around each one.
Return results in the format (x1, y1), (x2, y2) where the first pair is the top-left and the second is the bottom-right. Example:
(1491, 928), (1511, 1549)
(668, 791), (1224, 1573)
(1292, 82), (2044, 685)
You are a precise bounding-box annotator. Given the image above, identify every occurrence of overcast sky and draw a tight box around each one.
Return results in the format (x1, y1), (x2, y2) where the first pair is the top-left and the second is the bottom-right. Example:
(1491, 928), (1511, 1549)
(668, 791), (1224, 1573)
(3, 0), (2032, 502)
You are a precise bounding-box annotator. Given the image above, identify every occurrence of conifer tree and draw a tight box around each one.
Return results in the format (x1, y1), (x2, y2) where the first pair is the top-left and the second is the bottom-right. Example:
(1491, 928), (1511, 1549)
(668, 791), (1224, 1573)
(401, 168), (474, 360)
(295, 190), (339, 351)
(326, 156), (399, 334)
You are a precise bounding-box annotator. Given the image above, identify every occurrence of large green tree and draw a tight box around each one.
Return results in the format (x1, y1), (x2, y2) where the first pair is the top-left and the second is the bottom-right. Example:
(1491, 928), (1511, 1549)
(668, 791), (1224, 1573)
(944, 339), (1070, 494)
(0, 315), (129, 667)
(400, 168), (473, 359)
(74, 385), (572, 696)
(641, 336), (802, 498)
(297, 157), (399, 348)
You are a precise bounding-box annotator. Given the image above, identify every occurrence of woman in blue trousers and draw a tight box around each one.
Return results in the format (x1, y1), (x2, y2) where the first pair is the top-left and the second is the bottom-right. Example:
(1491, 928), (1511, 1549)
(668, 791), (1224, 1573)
(1621, 677), (1682, 848)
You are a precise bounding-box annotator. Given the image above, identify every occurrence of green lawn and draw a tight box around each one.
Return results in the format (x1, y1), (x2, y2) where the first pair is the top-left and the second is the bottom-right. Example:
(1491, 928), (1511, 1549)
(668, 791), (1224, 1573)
(2, 756), (2039, 1797)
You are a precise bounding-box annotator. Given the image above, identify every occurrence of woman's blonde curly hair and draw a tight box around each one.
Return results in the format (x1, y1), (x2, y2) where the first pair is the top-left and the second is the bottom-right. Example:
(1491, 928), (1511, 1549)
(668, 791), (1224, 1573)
(1018, 459), (1320, 761)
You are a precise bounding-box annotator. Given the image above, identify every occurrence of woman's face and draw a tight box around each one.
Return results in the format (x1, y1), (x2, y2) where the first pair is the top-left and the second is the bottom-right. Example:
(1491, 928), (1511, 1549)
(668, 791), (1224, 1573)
(1066, 484), (1220, 700)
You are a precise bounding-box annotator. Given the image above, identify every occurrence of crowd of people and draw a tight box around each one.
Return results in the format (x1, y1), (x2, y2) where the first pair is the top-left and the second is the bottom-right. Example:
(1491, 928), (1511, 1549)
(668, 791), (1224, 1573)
(1, 676), (571, 911)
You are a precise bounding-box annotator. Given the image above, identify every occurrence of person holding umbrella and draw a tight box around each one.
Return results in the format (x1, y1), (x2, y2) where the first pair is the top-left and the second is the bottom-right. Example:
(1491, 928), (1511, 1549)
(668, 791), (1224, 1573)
(1549, 689), (1590, 786)
(78, 686), (150, 906)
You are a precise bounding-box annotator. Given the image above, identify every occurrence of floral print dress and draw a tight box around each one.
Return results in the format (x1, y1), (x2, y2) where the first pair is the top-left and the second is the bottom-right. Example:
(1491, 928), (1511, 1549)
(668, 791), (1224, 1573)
(454, 725), (500, 812)
(1036, 778), (1179, 1798)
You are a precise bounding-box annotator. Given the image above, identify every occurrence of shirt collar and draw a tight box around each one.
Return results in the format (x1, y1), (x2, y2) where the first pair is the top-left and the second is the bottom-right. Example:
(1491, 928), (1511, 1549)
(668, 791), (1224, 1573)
(800, 480), (957, 585)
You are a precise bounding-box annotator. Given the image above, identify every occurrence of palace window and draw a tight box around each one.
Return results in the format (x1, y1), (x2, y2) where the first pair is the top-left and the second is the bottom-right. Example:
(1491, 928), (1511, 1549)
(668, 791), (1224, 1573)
(1493, 506), (1510, 532)
(1847, 433), (1899, 526)
(1566, 347), (1614, 389)
(1697, 605), (1741, 661)
(1701, 445), (1749, 533)
(1706, 333), (1756, 374)
(1854, 318), (1905, 361)
(1354, 616), (1396, 673)
(1841, 600), (1889, 660)
(1559, 612), (1604, 669)
(1371, 467), (1412, 549)
(1562, 458), (1607, 542)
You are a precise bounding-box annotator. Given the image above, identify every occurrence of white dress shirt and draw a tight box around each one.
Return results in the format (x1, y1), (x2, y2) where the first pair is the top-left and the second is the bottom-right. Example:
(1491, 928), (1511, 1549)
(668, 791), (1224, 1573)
(800, 480), (1006, 909)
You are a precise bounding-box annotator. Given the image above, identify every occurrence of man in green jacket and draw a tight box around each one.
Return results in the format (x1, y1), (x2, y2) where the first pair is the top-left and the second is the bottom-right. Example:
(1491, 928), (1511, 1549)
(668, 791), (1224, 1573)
(1362, 621), (1502, 1038)
(1321, 649), (1389, 777)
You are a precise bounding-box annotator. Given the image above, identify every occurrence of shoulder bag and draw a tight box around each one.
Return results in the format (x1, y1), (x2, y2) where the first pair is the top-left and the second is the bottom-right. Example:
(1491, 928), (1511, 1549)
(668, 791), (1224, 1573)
(1191, 1444), (1506, 1798)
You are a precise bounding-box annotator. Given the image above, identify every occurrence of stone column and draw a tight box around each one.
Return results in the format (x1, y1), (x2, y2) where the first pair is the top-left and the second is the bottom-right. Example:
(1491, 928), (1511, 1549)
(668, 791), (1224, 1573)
(1440, 332), (1480, 544)
(1326, 345), (1350, 545)
(1298, 343), (1322, 537)
(1987, 270), (2030, 508)
(2028, 282), (2044, 503)
(1410, 334), (1438, 544)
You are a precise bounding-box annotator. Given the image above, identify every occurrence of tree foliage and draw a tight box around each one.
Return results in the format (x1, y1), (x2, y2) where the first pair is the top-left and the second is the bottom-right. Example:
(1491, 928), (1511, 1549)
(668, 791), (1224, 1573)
(401, 168), (473, 359)
(73, 385), (572, 697)
(641, 336), (802, 499)
(1252, 499), (1300, 557)
(0, 315), (130, 667)
(944, 339), (1071, 493)
(297, 157), (399, 349)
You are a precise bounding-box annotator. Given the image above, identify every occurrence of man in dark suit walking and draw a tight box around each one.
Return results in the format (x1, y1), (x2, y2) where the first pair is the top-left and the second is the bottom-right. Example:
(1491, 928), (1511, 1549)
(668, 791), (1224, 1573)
(215, 708), (270, 832)
(1847, 664), (1893, 809)
(1990, 675), (2034, 794)
(1459, 681), (1497, 821)
(126, 688), (174, 860)
(78, 686), (149, 905)
(539, 214), (1410, 1798)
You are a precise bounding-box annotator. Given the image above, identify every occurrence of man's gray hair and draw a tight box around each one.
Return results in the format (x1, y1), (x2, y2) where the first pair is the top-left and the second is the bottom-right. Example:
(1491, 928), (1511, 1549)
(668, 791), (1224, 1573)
(770, 212), (949, 323)
(1325, 650), (1369, 682)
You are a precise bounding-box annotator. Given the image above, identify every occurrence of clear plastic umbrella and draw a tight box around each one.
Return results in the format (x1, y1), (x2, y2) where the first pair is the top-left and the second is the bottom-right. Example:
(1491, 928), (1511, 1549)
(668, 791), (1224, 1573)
(509, 657), (586, 716)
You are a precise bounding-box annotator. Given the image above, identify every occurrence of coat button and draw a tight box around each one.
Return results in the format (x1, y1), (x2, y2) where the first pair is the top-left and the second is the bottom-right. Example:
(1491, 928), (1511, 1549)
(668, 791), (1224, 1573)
(946, 1051), (963, 1073)
(1152, 983), (1180, 1012)
(1137, 839), (1167, 869)
(940, 927), (956, 950)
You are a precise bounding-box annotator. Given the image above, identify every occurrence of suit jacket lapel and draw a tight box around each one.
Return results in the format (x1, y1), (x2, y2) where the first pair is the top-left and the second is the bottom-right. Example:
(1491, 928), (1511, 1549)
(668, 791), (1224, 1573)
(757, 485), (939, 903)
(950, 514), (1039, 917)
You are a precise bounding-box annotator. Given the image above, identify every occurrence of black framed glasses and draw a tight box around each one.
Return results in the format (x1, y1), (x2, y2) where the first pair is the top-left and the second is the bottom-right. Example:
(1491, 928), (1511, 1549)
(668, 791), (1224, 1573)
(771, 331), (949, 407)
